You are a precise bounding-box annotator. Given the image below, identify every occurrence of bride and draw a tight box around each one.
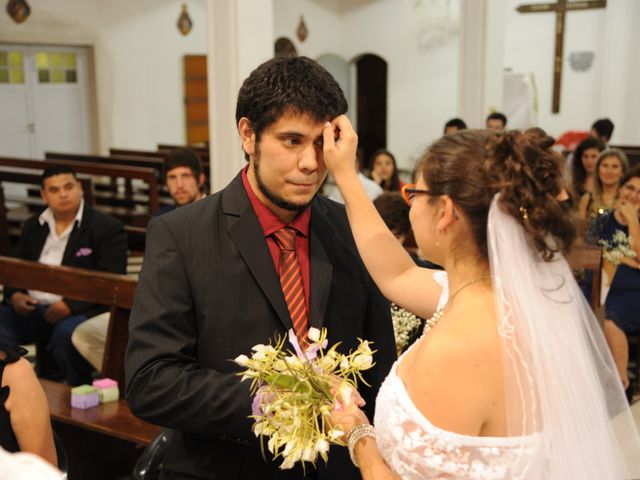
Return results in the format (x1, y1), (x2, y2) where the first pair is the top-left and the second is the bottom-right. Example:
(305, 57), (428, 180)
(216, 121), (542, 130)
(321, 116), (640, 479)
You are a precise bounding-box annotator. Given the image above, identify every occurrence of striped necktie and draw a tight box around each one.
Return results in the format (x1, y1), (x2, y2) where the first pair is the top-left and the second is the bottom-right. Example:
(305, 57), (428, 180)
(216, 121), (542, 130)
(272, 227), (309, 344)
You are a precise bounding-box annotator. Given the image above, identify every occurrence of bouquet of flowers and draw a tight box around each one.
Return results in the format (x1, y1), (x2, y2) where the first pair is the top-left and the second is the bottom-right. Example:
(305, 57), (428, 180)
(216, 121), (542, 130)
(599, 229), (636, 265)
(234, 327), (374, 470)
(390, 303), (422, 354)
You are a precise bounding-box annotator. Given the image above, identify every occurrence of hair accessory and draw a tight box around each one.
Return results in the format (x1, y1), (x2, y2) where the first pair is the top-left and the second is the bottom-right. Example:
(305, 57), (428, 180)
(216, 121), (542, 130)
(347, 423), (376, 467)
(519, 206), (529, 220)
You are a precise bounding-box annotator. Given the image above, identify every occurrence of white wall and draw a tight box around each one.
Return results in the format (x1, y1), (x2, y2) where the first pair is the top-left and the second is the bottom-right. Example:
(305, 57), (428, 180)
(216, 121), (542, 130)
(273, 0), (460, 170)
(502, 0), (639, 144)
(0, 0), (208, 153)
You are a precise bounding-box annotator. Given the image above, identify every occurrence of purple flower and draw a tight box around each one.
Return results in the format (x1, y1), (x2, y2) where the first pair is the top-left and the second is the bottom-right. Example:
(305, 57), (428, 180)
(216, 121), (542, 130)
(252, 390), (264, 416)
(288, 328), (328, 361)
(252, 386), (275, 417)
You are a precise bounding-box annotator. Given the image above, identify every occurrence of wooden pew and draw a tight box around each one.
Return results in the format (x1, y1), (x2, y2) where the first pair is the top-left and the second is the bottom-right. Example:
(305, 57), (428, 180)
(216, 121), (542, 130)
(46, 151), (166, 173)
(567, 245), (603, 316)
(0, 256), (136, 388)
(0, 256), (155, 478)
(0, 156), (158, 224)
(108, 148), (210, 178)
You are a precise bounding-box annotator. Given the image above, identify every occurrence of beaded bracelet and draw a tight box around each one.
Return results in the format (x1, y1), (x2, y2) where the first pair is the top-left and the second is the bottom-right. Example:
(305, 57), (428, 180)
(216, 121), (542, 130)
(347, 423), (376, 468)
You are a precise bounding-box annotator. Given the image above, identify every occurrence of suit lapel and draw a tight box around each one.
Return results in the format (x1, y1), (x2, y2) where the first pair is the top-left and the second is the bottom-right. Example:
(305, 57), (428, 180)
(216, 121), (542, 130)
(223, 175), (293, 332)
(62, 205), (90, 265)
(309, 202), (333, 329)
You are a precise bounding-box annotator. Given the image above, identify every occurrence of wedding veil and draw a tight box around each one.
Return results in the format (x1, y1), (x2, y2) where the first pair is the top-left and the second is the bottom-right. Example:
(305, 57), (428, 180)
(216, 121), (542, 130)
(487, 194), (640, 479)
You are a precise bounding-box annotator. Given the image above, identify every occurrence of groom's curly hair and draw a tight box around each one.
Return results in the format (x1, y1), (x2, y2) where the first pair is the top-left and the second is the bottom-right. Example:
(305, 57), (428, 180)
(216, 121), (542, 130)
(235, 56), (348, 160)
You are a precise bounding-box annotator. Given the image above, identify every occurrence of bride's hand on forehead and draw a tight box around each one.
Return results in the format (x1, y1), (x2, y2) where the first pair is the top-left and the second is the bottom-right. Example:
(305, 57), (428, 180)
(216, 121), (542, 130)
(322, 115), (358, 179)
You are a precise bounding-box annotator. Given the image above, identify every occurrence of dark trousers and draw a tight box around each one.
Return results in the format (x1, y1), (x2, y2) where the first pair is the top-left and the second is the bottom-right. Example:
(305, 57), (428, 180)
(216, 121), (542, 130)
(0, 303), (93, 385)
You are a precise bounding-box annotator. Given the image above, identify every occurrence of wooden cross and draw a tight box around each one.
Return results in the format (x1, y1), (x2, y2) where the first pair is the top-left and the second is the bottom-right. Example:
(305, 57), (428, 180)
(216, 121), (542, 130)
(516, 0), (606, 113)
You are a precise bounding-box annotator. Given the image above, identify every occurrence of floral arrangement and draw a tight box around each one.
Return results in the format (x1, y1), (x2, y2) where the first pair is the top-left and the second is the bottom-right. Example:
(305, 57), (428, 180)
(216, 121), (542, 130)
(599, 230), (636, 265)
(391, 303), (422, 353)
(234, 327), (375, 470)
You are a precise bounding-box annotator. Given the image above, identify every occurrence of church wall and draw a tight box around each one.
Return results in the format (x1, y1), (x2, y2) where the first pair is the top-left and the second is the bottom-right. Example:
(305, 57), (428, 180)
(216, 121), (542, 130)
(0, 0), (208, 153)
(273, 0), (460, 170)
(502, 0), (639, 144)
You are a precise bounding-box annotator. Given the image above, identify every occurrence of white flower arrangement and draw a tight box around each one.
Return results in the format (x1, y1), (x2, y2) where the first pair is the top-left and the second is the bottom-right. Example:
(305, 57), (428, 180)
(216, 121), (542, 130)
(391, 303), (422, 353)
(234, 327), (375, 471)
(599, 230), (636, 265)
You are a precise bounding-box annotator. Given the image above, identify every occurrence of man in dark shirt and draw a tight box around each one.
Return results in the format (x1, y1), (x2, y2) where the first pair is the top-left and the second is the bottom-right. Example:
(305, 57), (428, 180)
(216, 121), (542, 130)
(125, 57), (396, 480)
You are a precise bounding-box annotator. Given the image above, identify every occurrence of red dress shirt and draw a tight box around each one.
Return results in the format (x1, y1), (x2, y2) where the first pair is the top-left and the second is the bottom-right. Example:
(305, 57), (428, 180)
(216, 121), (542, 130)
(241, 167), (311, 318)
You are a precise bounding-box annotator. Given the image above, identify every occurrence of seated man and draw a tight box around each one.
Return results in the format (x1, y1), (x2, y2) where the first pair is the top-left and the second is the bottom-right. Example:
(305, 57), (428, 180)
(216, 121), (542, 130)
(72, 149), (208, 370)
(0, 166), (127, 385)
(156, 148), (206, 215)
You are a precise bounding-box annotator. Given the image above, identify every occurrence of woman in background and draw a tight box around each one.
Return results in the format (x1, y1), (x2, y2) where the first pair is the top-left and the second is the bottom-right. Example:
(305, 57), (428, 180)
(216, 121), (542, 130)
(369, 149), (404, 192)
(578, 149), (628, 220)
(571, 136), (605, 200)
(590, 167), (640, 392)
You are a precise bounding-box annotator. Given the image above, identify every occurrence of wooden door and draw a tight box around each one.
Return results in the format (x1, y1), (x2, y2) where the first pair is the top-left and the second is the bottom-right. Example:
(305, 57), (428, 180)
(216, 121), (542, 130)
(183, 55), (208, 145)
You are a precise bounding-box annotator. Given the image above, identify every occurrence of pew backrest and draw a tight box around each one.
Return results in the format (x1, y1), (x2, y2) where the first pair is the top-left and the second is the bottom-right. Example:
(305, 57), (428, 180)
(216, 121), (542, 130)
(0, 256), (136, 389)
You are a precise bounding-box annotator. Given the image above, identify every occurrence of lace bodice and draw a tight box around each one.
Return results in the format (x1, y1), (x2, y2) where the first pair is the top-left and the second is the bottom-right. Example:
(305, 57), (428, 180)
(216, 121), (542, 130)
(373, 271), (542, 479)
(374, 360), (542, 479)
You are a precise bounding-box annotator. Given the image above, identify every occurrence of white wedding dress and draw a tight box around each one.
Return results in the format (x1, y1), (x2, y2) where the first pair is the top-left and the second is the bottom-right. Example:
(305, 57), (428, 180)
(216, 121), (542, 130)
(373, 271), (543, 479)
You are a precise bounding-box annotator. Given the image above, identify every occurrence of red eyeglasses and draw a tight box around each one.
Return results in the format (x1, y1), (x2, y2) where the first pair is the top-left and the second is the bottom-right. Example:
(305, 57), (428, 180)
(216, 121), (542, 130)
(401, 183), (432, 206)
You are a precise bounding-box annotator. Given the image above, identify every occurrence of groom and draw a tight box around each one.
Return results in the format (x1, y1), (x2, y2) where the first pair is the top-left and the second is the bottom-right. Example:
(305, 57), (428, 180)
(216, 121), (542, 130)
(125, 56), (396, 480)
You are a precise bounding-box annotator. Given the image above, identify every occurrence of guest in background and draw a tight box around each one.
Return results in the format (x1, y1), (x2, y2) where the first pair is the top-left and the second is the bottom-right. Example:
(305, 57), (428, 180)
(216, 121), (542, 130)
(369, 149), (405, 192)
(589, 167), (640, 393)
(443, 117), (467, 135)
(329, 148), (382, 203)
(485, 111), (507, 132)
(156, 148), (206, 215)
(578, 149), (628, 221)
(571, 136), (605, 200)
(0, 166), (127, 386)
(591, 118), (615, 147)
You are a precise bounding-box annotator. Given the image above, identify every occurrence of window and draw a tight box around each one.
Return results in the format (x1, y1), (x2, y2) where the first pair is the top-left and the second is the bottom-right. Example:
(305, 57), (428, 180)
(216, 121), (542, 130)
(36, 52), (77, 84)
(0, 51), (25, 84)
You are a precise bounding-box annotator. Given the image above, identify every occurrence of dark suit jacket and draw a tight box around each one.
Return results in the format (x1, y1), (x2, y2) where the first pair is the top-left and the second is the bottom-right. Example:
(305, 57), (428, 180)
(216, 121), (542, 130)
(125, 173), (396, 480)
(4, 204), (128, 318)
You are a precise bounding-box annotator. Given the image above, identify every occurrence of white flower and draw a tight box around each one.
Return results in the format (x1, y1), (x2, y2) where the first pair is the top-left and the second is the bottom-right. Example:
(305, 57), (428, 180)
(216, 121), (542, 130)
(337, 382), (354, 406)
(340, 358), (349, 370)
(308, 327), (321, 343)
(302, 446), (317, 462)
(315, 439), (330, 454)
(284, 355), (302, 368)
(283, 439), (297, 456)
(328, 428), (344, 441)
(352, 354), (373, 369)
(234, 354), (250, 367)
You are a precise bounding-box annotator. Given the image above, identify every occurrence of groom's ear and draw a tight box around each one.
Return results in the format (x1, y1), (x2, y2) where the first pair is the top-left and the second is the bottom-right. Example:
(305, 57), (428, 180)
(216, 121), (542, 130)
(238, 117), (256, 157)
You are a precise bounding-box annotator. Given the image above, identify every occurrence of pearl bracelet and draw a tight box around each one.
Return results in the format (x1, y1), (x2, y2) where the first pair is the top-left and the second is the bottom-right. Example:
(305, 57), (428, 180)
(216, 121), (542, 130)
(347, 423), (376, 468)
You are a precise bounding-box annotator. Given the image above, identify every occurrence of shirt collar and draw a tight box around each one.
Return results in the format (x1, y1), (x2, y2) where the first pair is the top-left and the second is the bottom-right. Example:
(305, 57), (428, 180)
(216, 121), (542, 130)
(39, 198), (85, 228)
(240, 166), (310, 238)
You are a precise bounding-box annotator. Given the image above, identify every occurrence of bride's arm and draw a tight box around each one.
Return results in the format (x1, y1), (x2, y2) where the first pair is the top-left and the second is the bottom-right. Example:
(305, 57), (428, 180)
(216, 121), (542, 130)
(330, 402), (400, 480)
(322, 116), (441, 319)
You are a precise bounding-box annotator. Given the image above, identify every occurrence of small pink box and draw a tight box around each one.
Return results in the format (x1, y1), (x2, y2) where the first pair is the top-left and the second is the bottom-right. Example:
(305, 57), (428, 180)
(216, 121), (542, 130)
(92, 378), (117, 389)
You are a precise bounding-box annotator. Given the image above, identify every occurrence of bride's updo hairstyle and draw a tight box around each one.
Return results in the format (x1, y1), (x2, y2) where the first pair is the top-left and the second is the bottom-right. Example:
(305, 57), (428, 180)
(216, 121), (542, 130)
(420, 129), (575, 261)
